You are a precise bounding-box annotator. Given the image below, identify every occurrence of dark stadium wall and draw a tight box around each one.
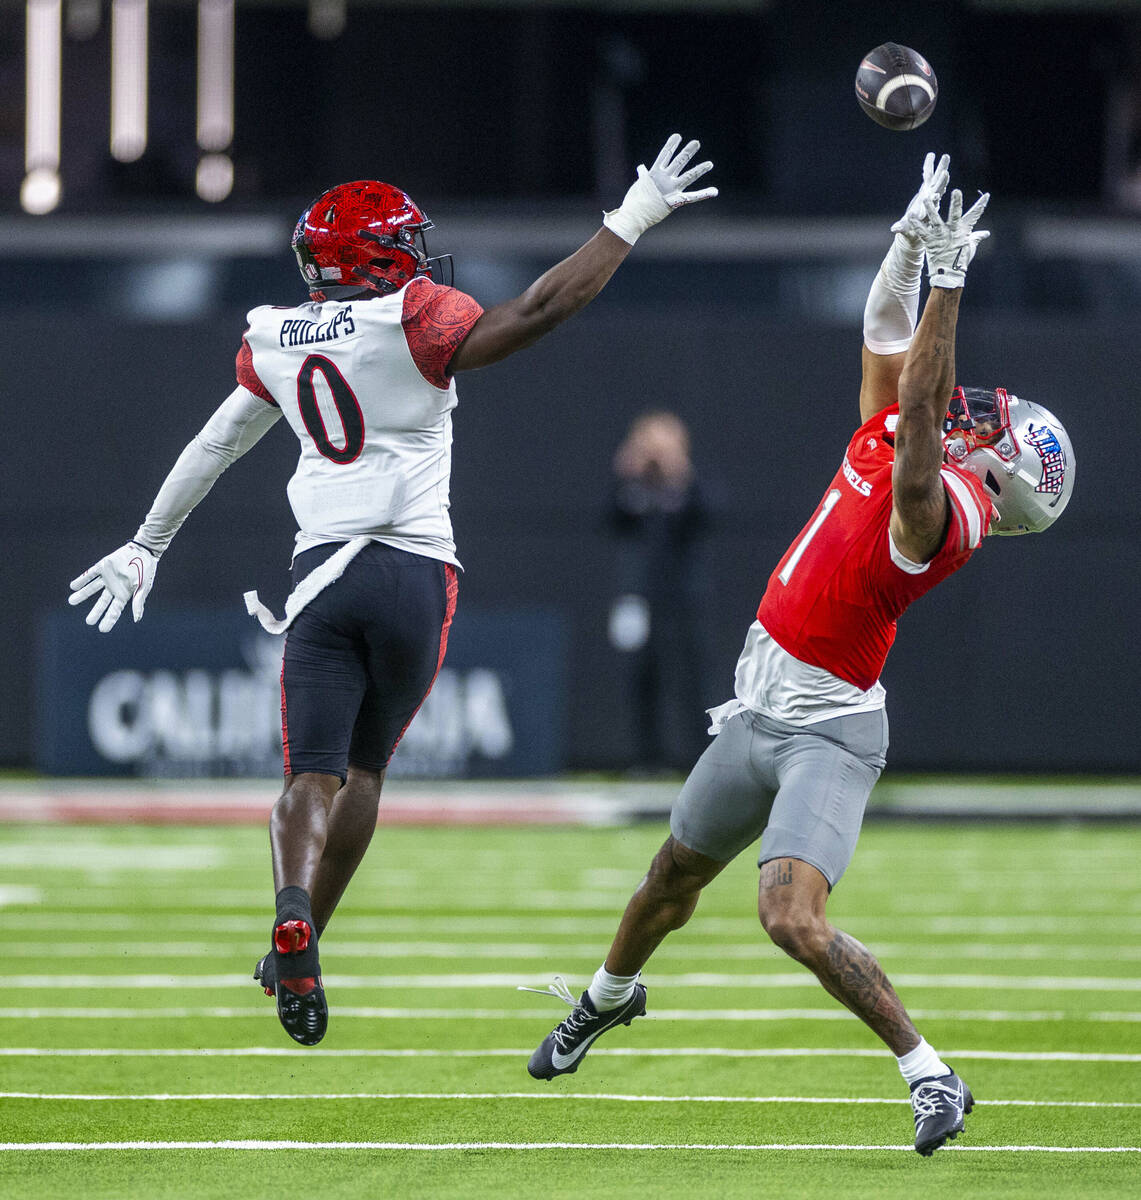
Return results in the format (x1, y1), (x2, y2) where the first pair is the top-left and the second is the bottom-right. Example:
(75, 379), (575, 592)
(10, 309), (1136, 773)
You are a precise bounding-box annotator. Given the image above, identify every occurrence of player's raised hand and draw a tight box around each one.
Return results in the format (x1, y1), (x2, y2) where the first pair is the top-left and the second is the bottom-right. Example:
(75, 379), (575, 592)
(603, 134), (717, 245)
(919, 187), (990, 289)
(645, 134), (718, 209)
(891, 151), (950, 242)
(68, 541), (159, 633)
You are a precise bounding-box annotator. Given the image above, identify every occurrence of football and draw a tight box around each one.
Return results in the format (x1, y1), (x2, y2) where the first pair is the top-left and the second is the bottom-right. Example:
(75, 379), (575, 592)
(855, 43), (938, 131)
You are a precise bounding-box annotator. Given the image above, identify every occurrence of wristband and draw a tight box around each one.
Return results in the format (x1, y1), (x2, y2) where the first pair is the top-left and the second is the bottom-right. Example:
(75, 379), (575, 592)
(603, 168), (672, 246)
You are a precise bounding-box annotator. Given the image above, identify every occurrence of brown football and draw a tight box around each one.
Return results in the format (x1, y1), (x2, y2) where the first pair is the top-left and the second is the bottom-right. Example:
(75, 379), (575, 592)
(855, 43), (938, 131)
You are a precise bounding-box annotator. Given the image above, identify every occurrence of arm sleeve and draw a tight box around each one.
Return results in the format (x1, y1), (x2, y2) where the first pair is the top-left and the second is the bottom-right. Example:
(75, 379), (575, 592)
(133, 386), (283, 554)
(863, 234), (924, 355)
(401, 278), (485, 388)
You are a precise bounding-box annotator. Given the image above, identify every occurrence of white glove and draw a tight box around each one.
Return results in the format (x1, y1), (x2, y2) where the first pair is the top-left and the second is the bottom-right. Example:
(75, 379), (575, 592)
(68, 541), (159, 633)
(920, 188), (991, 289)
(603, 134), (718, 245)
(891, 151), (950, 244)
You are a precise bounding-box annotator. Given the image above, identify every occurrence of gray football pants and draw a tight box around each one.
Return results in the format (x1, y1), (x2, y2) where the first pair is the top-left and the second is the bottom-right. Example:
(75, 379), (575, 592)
(670, 707), (889, 888)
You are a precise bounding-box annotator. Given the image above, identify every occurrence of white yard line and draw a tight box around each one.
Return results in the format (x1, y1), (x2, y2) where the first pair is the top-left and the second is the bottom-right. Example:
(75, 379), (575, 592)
(10, 940), (1141, 962)
(0, 847), (228, 869)
(2, 1091), (1138, 1108)
(0, 1140), (1137, 1153)
(2, 1047), (1138, 1063)
(8, 971), (1141, 991)
(4, 912), (1139, 936)
(2, 1006), (1140, 1023)
(2, 890), (639, 910)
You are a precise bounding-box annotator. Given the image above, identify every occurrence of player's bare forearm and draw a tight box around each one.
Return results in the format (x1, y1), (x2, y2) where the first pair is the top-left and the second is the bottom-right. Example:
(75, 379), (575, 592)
(898, 287), (959, 426)
(896, 289), (959, 481)
(890, 288), (960, 559)
(448, 228), (632, 372)
(858, 345), (907, 423)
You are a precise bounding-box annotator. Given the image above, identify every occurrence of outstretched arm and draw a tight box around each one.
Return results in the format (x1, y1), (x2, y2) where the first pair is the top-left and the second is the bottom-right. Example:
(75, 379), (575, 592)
(890, 288), (962, 562)
(68, 387), (281, 631)
(448, 229), (633, 371)
(889, 186), (990, 564)
(449, 135), (716, 372)
(860, 153), (949, 423)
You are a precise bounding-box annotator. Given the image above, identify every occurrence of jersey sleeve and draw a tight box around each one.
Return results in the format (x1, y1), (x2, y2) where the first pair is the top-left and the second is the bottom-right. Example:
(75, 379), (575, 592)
(235, 332), (277, 405)
(940, 467), (994, 555)
(400, 277), (484, 389)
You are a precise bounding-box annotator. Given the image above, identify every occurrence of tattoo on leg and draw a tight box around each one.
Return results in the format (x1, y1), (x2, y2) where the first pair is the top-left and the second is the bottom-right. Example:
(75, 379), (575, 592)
(822, 929), (917, 1053)
(760, 860), (794, 887)
(825, 930), (885, 1004)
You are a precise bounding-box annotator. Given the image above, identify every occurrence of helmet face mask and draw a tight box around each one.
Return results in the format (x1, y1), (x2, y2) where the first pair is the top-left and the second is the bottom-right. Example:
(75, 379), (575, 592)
(942, 386), (1075, 535)
(291, 180), (453, 297)
(943, 387), (1015, 458)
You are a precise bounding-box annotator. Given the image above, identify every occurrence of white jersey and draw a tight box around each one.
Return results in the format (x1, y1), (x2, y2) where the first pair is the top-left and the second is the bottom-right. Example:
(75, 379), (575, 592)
(237, 277), (483, 567)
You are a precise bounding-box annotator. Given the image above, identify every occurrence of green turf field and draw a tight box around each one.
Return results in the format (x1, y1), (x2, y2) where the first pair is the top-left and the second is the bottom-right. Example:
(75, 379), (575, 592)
(1, 817), (1138, 1198)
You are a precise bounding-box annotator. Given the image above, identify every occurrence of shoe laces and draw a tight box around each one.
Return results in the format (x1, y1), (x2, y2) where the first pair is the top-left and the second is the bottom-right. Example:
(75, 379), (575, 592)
(912, 1078), (959, 1120)
(517, 974), (577, 1007)
(517, 975), (590, 1049)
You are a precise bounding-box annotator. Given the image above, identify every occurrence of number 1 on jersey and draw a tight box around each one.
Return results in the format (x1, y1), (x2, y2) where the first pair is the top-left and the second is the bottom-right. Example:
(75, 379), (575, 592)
(778, 489), (841, 585)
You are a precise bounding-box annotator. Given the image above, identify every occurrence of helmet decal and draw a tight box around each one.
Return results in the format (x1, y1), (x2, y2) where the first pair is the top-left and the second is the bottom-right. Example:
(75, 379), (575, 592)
(942, 387), (1074, 535)
(1024, 423), (1067, 498)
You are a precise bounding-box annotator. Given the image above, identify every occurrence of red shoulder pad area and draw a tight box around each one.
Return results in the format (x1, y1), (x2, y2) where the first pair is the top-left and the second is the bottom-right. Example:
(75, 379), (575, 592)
(235, 334), (277, 405)
(401, 277), (484, 389)
(940, 467), (993, 555)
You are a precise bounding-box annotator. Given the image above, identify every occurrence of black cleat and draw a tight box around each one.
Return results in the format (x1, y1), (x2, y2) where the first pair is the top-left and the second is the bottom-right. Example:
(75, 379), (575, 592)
(525, 975), (647, 1080)
(270, 918), (327, 1046)
(911, 1068), (974, 1156)
(274, 975), (328, 1046)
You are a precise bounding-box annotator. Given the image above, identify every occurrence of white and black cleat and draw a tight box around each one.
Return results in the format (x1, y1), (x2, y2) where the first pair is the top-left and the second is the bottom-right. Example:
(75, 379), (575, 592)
(525, 975), (647, 1080)
(911, 1068), (974, 1156)
(253, 952), (275, 996)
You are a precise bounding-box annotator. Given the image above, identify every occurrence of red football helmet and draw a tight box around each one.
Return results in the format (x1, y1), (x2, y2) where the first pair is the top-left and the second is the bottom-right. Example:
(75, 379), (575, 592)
(291, 180), (450, 296)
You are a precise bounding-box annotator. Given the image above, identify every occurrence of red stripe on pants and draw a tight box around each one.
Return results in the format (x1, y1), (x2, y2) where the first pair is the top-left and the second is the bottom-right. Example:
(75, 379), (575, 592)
(279, 637), (292, 776)
(386, 564), (459, 761)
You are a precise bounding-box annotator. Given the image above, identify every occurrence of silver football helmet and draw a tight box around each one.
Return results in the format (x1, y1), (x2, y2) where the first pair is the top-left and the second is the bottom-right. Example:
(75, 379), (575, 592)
(943, 387), (1074, 535)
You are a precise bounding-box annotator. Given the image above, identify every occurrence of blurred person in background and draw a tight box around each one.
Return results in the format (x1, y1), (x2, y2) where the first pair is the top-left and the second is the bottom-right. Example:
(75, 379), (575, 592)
(607, 410), (717, 773)
(67, 135), (717, 1048)
(527, 154), (1075, 1156)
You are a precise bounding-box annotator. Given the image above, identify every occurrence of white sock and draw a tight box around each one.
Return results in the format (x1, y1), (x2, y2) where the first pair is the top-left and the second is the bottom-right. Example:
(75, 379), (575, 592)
(587, 964), (639, 1011)
(896, 1038), (951, 1086)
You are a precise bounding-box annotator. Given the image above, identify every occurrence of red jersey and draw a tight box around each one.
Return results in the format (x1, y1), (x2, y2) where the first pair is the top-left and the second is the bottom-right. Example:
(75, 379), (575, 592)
(757, 404), (995, 691)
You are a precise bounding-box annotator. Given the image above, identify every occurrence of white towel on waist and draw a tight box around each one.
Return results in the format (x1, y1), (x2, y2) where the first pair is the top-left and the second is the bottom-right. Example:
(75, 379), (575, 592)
(705, 698), (749, 735)
(243, 536), (371, 635)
